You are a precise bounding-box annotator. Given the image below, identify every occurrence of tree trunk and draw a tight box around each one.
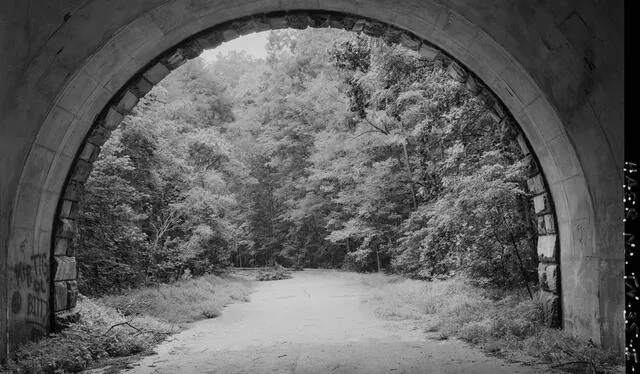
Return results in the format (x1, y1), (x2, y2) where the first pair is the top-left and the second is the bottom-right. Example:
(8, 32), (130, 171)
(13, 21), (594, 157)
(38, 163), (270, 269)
(499, 211), (533, 299)
(376, 249), (381, 273)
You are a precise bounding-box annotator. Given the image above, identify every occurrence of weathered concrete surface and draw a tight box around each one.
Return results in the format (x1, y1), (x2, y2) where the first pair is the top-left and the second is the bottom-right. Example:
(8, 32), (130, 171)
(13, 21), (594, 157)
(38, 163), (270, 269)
(121, 270), (551, 374)
(0, 0), (624, 359)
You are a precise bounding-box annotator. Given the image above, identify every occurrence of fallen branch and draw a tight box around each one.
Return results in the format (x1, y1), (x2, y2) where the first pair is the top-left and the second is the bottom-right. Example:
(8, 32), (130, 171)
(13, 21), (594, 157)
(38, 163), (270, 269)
(103, 321), (141, 336)
(550, 361), (597, 372)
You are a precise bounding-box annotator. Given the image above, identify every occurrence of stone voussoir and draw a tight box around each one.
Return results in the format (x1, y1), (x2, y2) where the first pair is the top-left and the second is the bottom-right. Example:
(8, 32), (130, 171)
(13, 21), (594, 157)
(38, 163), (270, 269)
(143, 62), (171, 84)
(308, 13), (331, 28)
(114, 89), (139, 115)
(100, 107), (124, 131)
(537, 234), (557, 262)
(54, 256), (77, 281)
(398, 32), (421, 51)
(54, 282), (68, 311)
(69, 159), (93, 182)
(286, 12), (311, 29)
(533, 193), (550, 214)
(55, 218), (77, 239)
(53, 236), (72, 256)
(464, 74), (482, 95)
(447, 61), (467, 82)
(161, 49), (187, 70)
(58, 199), (79, 219)
(63, 180), (84, 201)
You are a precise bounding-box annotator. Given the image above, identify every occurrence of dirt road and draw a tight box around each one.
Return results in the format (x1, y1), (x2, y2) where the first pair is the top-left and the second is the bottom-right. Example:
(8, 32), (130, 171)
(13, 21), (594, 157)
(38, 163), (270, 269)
(122, 270), (549, 374)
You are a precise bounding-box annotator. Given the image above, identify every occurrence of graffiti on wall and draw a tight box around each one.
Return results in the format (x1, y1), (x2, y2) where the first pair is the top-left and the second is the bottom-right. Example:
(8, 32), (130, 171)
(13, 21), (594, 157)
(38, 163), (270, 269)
(11, 251), (49, 339)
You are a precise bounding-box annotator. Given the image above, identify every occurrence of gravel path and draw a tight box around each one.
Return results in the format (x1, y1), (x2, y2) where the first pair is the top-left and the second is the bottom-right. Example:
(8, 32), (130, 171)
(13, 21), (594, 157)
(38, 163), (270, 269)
(122, 270), (550, 374)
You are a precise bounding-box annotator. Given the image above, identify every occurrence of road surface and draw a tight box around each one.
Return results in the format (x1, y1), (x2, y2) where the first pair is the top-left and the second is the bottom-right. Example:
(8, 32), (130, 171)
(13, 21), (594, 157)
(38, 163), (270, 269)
(122, 270), (549, 374)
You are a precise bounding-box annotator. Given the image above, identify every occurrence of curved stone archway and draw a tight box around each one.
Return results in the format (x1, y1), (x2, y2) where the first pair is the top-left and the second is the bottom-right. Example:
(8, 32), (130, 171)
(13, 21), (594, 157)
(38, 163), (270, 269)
(0, 0), (623, 359)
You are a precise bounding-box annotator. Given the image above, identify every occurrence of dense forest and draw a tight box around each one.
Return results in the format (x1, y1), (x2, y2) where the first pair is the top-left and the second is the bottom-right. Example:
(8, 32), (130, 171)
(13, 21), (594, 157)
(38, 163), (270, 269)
(75, 29), (538, 296)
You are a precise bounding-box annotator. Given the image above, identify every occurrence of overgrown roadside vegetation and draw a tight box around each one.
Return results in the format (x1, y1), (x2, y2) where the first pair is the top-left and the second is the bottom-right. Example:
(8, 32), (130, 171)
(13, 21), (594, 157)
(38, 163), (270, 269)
(358, 273), (623, 373)
(0, 274), (252, 374)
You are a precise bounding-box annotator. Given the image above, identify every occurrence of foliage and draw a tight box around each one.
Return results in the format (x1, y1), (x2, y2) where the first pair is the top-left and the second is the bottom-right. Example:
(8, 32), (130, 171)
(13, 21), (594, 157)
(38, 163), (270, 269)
(77, 27), (537, 296)
(255, 268), (293, 281)
(0, 275), (251, 373)
(358, 273), (623, 372)
(1, 296), (172, 373)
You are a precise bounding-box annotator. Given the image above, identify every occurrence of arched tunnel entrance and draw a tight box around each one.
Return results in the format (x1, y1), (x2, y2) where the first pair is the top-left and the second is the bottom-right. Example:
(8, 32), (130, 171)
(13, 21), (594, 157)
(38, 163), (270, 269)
(0, 0), (624, 360)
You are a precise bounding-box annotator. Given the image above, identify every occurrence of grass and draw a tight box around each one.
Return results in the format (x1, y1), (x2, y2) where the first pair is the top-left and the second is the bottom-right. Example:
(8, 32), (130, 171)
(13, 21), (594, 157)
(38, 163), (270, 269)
(255, 268), (292, 281)
(100, 274), (252, 323)
(357, 273), (623, 373)
(1, 274), (252, 373)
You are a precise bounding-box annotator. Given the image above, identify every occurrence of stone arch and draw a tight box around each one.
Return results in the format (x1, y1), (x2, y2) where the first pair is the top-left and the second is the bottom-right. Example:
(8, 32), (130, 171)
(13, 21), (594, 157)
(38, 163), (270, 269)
(1, 0), (623, 358)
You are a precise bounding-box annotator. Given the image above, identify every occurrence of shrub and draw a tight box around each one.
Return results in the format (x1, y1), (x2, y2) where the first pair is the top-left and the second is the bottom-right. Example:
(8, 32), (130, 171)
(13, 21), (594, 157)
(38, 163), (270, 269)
(99, 274), (251, 323)
(256, 268), (292, 281)
(358, 274), (623, 372)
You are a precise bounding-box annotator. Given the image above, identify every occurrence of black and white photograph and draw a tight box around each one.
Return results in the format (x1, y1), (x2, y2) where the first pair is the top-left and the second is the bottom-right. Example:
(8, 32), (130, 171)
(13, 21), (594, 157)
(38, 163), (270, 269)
(0, 2), (628, 373)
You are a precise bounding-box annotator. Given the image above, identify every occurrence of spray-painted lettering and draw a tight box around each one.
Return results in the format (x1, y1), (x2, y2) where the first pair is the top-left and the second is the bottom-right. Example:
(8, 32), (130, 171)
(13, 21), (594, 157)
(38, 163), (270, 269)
(26, 293), (48, 321)
(31, 254), (48, 278)
(14, 262), (33, 287)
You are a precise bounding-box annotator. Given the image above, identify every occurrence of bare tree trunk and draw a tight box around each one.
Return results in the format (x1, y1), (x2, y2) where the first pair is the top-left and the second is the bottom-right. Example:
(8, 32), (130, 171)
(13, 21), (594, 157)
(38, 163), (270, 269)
(499, 210), (533, 299)
(376, 249), (381, 273)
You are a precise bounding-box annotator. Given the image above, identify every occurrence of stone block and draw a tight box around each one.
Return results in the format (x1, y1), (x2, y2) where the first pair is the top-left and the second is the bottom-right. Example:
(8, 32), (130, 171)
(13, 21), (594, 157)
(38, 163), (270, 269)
(533, 193), (550, 214)
(114, 90), (139, 114)
(234, 17), (259, 35)
(418, 43), (439, 60)
(516, 133), (532, 156)
(63, 181), (84, 201)
(328, 14), (355, 30)
(56, 218), (77, 239)
(381, 27), (402, 44)
(54, 282), (68, 312)
(58, 199), (78, 219)
(87, 125), (112, 147)
(544, 214), (556, 234)
(527, 174), (544, 194)
(267, 15), (289, 30)
(308, 13), (331, 28)
(447, 61), (467, 82)
(222, 28), (239, 41)
(54, 256), (77, 281)
(352, 19), (365, 32)
(537, 234), (557, 262)
(179, 39), (203, 59)
(398, 33), (421, 51)
(464, 75), (482, 95)
(363, 20), (386, 37)
(78, 142), (98, 162)
(537, 215), (546, 235)
(197, 29), (225, 49)
(69, 159), (93, 182)
(250, 16), (271, 32)
(143, 62), (171, 84)
(540, 290), (560, 328)
(162, 49), (187, 70)
(286, 12), (310, 30)
(101, 107), (124, 131)
(53, 237), (71, 256)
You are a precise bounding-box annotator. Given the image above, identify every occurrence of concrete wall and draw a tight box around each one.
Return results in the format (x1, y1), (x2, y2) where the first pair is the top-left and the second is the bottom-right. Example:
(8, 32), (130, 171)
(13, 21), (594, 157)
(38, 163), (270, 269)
(0, 0), (623, 360)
